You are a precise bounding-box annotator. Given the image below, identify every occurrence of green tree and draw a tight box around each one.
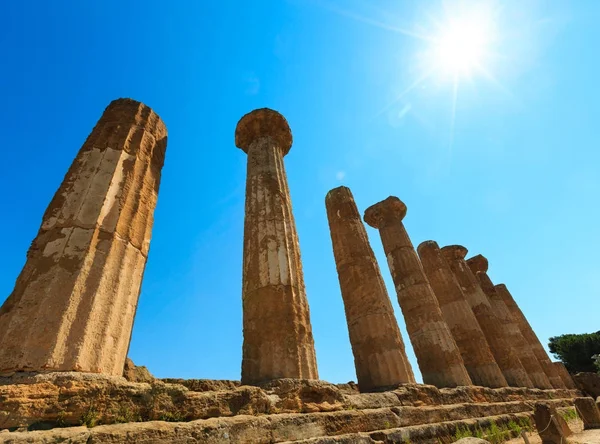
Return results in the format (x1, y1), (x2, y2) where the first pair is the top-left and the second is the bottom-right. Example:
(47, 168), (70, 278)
(548, 331), (600, 373)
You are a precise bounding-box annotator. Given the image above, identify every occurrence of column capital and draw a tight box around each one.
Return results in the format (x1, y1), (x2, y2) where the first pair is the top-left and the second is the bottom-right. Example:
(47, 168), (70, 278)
(494, 283), (508, 292)
(363, 196), (407, 228)
(416, 240), (441, 256)
(235, 108), (292, 155)
(467, 254), (489, 273)
(440, 245), (468, 261)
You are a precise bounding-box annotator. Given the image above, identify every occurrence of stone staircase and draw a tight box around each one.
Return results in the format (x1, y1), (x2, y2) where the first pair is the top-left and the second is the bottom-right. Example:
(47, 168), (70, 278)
(0, 373), (580, 443)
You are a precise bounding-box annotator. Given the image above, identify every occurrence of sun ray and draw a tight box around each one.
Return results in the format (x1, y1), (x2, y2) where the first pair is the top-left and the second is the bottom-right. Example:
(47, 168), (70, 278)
(316, 1), (432, 41)
(371, 70), (434, 120)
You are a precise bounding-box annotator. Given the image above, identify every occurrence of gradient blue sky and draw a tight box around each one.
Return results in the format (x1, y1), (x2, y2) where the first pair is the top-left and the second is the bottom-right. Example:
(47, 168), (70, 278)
(1, 0), (598, 383)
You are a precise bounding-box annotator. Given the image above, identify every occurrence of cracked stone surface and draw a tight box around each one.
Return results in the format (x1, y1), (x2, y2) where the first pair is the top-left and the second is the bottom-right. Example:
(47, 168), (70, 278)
(325, 186), (415, 391)
(0, 98), (167, 376)
(441, 246), (532, 389)
(364, 197), (471, 389)
(418, 241), (507, 388)
(235, 108), (318, 385)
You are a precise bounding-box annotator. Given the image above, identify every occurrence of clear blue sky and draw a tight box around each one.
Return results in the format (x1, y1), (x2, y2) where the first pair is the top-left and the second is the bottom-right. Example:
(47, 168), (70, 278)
(1, 0), (598, 383)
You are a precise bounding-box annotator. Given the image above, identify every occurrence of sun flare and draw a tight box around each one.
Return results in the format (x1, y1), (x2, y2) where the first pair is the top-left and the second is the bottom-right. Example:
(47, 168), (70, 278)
(434, 18), (491, 77)
(423, 5), (499, 82)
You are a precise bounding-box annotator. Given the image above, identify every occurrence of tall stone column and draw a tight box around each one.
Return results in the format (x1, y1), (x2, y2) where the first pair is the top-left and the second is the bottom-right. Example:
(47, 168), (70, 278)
(467, 255), (553, 389)
(364, 197), (471, 388)
(326, 187), (415, 391)
(552, 362), (577, 390)
(494, 283), (568, 389)
(0, 98), (167, 376)
(417, 241), (507, 388)
(440, 246), (533, 388)
(236, 108), (318, 385)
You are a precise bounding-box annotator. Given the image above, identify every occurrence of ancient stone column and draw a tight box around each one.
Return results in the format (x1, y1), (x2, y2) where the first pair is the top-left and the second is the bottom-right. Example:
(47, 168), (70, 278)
(235, 108), (318, 385)
(0, 98), (167, 376)
(467, 255), (552, 389)
(325, 187), (415, 391)
(364, 197), (471, 388)
(552, 362), (577, 390)
(494, 283), (568, 390)
(440, 246), (533, 388)
(417, 241), (507, 388)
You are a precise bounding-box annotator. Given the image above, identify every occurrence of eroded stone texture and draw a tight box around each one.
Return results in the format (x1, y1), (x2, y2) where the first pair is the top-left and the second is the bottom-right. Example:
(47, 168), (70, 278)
(574, 397), (600, 429)
(417, 241), (506, 388)
(533, 402), (572, 444)
(440, 246), (532, 388)
(363, 197), (471, 388)
(467, 256), (550, 389)
(552, 362), (577, 390)
(0, 98), (167, 376)
(325, 187), (415, 391)
(494, 283), (568, 390)
(236, 108), (318, 385)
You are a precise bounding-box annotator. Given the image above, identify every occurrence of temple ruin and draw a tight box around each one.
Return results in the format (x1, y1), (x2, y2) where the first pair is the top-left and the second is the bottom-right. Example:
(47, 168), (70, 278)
(0, 103), (589, 443)
(0, 98), (167, 376)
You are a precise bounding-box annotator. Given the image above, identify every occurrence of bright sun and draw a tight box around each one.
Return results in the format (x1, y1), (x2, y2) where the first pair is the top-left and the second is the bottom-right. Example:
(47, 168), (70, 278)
(434, 20), (490, 77)
(425, 7), (497, 81)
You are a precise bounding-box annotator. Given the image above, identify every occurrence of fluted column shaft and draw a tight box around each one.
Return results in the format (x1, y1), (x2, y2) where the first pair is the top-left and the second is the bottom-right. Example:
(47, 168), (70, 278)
(552, 362), (577, 390)
(441, 246), (532, 388)
(418, 241), (507, 388)
(364, 197), (471, 388)
(494, 283), (568, 389)
(326, 187), (415, 391)
(0, 98), (167, 376)
(468, 256), (551, 389)
(236, 109), (318, 385)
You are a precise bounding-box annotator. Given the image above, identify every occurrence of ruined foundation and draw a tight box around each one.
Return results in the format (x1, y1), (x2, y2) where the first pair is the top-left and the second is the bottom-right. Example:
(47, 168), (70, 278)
(0, 98), (167, 376)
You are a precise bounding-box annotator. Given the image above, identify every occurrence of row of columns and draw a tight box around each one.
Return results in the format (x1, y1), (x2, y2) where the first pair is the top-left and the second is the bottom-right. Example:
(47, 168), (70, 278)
(0, 105), (576, 395)
(233, 109), (574, 390)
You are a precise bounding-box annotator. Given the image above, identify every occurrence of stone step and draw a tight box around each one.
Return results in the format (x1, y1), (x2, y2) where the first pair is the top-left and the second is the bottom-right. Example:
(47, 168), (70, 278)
(0, 399), (575, 443)
(283, 411), (534, 443)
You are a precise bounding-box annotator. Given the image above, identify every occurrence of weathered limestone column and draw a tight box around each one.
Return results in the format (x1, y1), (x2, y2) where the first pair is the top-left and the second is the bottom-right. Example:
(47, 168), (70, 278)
(440, 246), (533, 388)
(552, 362), (577, 390)
(0, 98), (167, 376)
(575, 397), (600, 429)
(326, 187), (415, 391)
(364, 197), (471, 388)
(417, 241), (507, 388)
(494, 283), (568, 390)
(236, 108), (318, 385)
(467, 255), (552, 389)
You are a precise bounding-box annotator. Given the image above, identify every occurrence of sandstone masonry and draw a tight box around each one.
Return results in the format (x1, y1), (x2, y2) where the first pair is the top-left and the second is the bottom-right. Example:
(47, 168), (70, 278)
(325, 186), (415, 391)
(440, 246), (532, 388)
(418, 241), (507, 388)
(364, 197), (471, 388)
(236, 108), (318, 385)
(0, 98), (167, 376)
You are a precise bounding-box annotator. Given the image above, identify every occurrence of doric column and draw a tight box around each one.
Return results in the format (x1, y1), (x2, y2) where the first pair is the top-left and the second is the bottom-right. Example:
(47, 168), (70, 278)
(364, 197), (471, 388)
(494, 283), (568, 390)
(0, 98), (167, 376)
(325, 187), (415, 391)
(468, 255), (551, 389)
(235, 108), (318, 385)
(441, 246), (532, 388)
(552, 362), (577, 390)
(417, 241), (507, 388)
